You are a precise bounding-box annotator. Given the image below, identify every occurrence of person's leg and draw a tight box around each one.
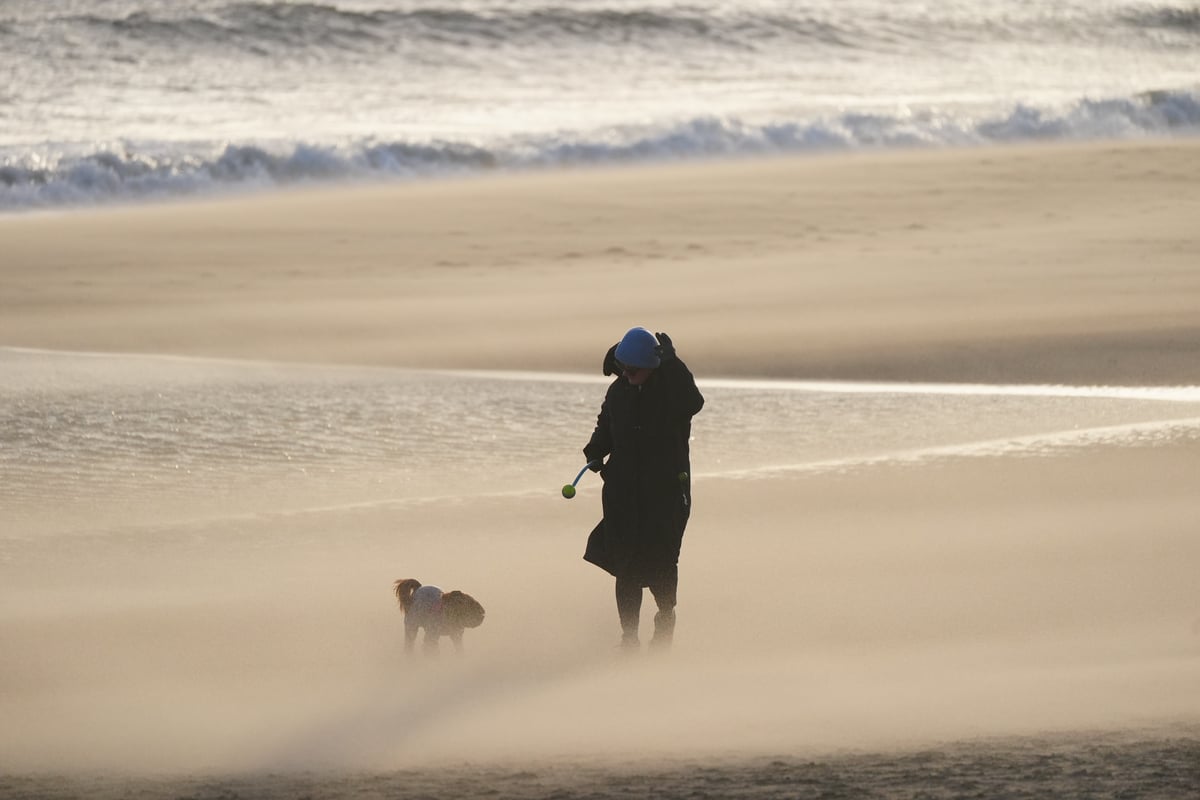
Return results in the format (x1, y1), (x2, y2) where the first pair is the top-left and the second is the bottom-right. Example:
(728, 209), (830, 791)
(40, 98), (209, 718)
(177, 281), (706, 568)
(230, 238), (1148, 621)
(615, 578), (643, 647)
(648, 565), (678, 649)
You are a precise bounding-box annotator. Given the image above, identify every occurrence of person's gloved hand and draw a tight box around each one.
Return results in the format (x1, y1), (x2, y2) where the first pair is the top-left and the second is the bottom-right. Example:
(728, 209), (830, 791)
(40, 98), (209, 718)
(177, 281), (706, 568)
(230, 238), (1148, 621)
(587, 458), (605, 472)
(654, 331), (676, 363)
(602, 344), (619, 376)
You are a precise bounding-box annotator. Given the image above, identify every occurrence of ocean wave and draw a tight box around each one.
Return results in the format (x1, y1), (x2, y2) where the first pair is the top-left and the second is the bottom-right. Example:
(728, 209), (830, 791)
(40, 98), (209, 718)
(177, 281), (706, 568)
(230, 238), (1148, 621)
(15, 1), (1192, 62)
(62, 4), (397, 59)
(1122, 5), (1200, 36)
(3, 87), (1198, 212)
(9, 2), (863, 60)
(0, 140), (498, 209)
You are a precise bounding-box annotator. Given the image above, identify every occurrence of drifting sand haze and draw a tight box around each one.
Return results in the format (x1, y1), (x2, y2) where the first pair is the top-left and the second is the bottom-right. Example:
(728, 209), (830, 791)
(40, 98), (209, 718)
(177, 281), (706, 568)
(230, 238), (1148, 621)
(2, 140), (1199, 776)
(5, 441), (1197, 774)
(2, 139), (1199, 383)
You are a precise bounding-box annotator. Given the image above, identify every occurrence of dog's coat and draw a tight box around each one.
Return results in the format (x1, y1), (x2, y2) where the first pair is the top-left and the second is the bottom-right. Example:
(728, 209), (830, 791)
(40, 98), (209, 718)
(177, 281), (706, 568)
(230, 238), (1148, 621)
(393, 578), (485, 654)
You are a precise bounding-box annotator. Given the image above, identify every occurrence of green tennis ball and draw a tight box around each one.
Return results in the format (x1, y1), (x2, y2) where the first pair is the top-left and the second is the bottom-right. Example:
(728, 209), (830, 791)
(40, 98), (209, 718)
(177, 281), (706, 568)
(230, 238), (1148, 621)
(562, 484), (576, 499)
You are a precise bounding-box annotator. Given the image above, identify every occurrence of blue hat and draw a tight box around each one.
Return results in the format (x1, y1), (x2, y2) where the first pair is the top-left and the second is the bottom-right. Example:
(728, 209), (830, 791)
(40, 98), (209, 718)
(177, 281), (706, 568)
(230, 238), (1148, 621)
(614, 326), (660, 369)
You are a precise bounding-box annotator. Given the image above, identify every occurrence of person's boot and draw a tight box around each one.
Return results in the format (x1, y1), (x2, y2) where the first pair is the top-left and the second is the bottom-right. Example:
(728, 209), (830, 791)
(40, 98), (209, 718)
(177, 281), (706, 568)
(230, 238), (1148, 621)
(650, 609), (675, 651)
(618, 629), (640, 654)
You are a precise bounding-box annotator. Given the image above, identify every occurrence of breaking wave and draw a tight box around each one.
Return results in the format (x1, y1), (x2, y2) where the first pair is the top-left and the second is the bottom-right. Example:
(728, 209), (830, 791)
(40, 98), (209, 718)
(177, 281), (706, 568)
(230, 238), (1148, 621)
(3, 87), (1199, 211)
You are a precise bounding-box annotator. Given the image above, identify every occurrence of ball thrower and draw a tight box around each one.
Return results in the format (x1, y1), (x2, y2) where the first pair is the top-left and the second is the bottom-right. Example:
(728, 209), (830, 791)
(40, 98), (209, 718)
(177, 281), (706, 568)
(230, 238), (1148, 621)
(561, 460), (602, 499)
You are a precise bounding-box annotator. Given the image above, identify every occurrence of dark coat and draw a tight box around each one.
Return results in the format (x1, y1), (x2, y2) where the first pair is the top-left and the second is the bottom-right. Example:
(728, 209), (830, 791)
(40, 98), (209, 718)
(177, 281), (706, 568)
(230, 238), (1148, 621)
(582, 355), (704, 583)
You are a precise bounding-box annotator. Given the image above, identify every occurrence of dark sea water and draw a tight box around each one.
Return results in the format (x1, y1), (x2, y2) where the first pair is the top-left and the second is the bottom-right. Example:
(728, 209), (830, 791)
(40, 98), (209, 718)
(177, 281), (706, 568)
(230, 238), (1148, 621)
(4, 729), (1197, 799)
(3, 0), (1199, 211)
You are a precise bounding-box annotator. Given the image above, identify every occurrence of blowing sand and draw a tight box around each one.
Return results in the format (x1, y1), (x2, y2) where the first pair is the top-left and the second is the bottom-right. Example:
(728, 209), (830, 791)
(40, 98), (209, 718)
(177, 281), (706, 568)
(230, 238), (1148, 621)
(3, 139), (1199, 383)
(1, 140), (1199, 789)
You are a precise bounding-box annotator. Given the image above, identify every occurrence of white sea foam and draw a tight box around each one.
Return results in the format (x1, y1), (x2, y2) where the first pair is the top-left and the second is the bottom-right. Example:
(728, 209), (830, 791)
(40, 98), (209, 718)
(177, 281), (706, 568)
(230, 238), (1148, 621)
(3, 91), (1200, 212)
(2, 0), (1198, 211)
(716, 416), (1200, 481)
(696, 377), (1200, 404)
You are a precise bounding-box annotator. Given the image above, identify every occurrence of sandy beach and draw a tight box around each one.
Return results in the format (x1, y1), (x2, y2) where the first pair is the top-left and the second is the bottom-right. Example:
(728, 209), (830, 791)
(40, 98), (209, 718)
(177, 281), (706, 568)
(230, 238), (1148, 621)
(4, 139), (1199, 383)
(2, 141), (1199, 795)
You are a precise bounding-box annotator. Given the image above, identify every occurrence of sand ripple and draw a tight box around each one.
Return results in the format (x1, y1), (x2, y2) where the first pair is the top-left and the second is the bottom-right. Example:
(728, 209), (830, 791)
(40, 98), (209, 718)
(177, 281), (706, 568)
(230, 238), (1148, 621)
(2, 728), (1196, 800)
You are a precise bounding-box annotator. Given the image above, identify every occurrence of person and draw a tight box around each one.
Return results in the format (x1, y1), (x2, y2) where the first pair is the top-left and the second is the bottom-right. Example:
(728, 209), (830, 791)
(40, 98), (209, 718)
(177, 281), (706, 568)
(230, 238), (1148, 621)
(581, 327), (704, 651)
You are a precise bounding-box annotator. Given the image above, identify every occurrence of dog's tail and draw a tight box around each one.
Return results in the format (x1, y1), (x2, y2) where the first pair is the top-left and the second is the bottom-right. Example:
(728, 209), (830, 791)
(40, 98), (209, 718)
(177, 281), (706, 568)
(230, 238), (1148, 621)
(393, 578), (421, 613)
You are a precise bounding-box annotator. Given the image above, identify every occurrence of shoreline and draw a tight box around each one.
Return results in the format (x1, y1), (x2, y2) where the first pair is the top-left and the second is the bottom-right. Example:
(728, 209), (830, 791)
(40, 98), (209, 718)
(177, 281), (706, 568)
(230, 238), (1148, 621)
(2, 138), (1198, 384)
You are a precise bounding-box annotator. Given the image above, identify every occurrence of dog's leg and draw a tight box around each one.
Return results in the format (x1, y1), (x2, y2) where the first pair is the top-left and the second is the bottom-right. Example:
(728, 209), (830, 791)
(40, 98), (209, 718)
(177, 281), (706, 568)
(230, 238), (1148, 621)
(449, 629), (465, 654)
(404, 619), (419, 654)
(423, 630), (440, 657)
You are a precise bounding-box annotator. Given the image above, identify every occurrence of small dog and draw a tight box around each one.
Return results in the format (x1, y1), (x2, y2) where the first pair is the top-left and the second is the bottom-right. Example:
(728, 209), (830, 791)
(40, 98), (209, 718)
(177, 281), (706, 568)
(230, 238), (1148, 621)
(393, 578), (485, 654)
